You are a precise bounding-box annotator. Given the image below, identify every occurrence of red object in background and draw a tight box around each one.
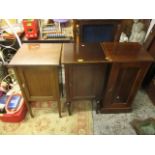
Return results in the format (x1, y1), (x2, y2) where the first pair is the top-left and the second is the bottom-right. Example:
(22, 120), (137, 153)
(0, 99), (27, 123)
(22, 19), (39, 39)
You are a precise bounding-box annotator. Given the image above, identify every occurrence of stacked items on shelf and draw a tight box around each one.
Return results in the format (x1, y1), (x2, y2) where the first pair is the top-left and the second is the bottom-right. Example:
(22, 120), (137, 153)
(42, 24), (66, 39)
(41, 19), (74, 40)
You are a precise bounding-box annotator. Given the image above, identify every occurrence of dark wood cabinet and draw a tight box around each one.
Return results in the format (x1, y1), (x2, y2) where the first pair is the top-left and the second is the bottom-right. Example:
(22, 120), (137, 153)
(62, 43), (108, 114)
(101, 62), (151, 112)
(9, 43), (62, 117)
(100, 42), (153, 113)
(62, 42), (153, 114)
(142, 24), (155, 104)
(142, 24), (155, 87)
(9, 42), (153, 117)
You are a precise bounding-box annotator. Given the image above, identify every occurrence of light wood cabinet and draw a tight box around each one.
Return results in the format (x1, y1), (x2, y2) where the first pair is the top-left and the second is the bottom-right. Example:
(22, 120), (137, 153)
(9, 43), (62, 117)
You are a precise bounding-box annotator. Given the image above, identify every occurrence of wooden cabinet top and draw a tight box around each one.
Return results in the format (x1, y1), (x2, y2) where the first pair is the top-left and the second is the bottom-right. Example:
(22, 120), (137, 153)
(9, 43), (62, 66)
(101, 42), (154, 63)
(61, 43), (106, 64)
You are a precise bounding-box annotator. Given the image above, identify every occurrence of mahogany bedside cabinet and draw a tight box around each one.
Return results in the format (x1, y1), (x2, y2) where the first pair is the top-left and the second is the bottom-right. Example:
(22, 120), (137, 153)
(9, 43), (62, 118)
(61, 43), (108, 115)
(100, 42), (154, 113)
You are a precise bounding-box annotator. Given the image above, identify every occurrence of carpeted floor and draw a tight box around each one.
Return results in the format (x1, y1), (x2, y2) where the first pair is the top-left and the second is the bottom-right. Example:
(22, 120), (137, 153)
(0, 89), (155, 135)
(0, 100), (93, 135)
(93, 90), (155, 135)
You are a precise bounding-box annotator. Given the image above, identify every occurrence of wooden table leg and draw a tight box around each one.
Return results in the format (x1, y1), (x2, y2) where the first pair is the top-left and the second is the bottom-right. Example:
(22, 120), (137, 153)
(96, 100), (101, 114)
(24, 100), (34, 118)
(66, 102), (72, 115)
(57, 99), (62, 118)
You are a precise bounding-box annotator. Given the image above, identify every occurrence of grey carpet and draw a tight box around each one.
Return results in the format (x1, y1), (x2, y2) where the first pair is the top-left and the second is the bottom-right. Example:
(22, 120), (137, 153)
(92, 90), (155, 135)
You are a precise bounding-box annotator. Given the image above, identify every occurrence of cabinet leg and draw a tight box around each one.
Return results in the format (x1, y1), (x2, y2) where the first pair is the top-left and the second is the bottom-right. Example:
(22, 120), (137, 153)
(29, 108), (34, 118)
(26, 102), (34, 118)
(61, 83), (64, 97)
(96, 100), (101, 114)
(58, 100), (62, 118)
(66, 102), (72, 115)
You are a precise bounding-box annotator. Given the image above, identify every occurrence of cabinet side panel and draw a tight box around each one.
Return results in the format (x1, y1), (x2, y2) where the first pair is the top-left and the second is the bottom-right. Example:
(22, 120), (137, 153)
(18, 67), (58, 100)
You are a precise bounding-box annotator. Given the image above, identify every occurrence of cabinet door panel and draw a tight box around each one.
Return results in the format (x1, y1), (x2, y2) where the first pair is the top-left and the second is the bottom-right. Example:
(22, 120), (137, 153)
(17, 67), (58, 101)
(113, 67), (139, 104)
(66, 64), (106, 100)
(102, 62), (151, 111)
